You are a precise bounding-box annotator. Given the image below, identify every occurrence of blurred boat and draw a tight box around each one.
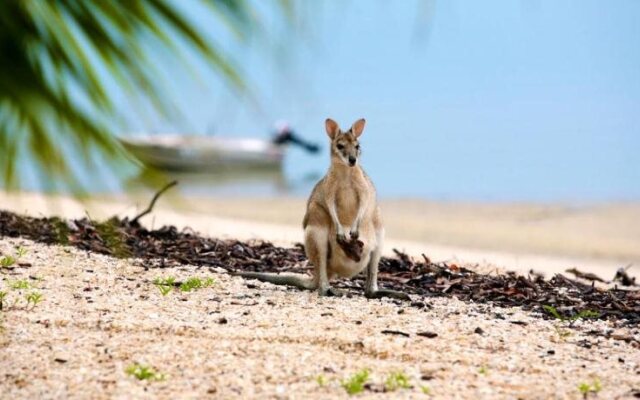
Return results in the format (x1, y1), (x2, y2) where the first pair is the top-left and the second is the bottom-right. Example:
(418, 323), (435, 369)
(120, 135), (283, 170)
(119, 127), (319, 172)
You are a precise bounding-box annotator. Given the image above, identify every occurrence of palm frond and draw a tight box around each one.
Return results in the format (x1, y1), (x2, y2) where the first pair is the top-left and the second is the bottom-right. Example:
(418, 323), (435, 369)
(0, 0), (276, 193)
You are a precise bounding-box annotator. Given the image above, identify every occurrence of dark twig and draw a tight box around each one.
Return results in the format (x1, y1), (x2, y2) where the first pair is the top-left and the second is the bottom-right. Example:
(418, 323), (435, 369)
(566, 267), (607, 283)
(130, 181), (178, 225)
(381, 329), (410, 337)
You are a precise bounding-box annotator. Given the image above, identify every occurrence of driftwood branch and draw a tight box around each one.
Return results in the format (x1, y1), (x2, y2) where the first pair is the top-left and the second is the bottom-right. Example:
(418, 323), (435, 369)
(130, 180), (178, 225)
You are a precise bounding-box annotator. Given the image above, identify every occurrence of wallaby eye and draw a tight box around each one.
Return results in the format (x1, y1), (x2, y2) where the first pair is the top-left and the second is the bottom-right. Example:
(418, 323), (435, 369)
(336, 144), (344, 150)
(355, 144), (360, 150)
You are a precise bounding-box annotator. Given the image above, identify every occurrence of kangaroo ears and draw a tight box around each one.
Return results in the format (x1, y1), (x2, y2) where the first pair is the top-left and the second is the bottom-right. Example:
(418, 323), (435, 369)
(325, 118), (340, 139)
(351, 118), (366, 138)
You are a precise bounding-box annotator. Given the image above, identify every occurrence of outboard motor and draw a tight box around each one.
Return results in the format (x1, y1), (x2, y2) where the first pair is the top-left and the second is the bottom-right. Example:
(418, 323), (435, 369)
(272, 122), (320, 154)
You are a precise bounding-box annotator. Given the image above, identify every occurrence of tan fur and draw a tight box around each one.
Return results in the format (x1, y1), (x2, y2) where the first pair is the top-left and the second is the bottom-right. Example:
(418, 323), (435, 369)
(303, 118), (382, 285)
(237, 118), (408, 300)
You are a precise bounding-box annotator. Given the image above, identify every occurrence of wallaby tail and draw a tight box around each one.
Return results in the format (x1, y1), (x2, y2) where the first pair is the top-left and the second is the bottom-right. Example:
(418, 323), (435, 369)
(233, 271), (317, 290)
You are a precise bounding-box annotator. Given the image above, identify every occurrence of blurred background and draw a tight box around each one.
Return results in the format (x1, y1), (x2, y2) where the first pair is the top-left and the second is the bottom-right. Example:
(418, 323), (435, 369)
(1, 1), (639, 273)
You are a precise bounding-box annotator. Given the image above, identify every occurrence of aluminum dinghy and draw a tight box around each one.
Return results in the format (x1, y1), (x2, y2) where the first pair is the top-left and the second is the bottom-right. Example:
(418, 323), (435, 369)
(119, 134), (286, 171)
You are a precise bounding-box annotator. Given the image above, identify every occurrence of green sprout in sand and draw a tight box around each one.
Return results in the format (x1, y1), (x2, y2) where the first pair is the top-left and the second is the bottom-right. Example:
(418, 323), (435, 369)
(16, 246), (28, 258)
(578, 378), (602, 399)
(0, 291), (7, 310)
(179, 277), (215, 292)
(25, 291), (43, 309)
(153, 277), (176, 296)
(125, 363), (166, 381)
(1, 246), (28, 268)
(316, 374), (328, 387)
(341, 369), (370, 395)
(9, 280), (30, 290)
(543, 305), (600, 325)
(384, 371), (412, 391)
(1, 255), (16, 268)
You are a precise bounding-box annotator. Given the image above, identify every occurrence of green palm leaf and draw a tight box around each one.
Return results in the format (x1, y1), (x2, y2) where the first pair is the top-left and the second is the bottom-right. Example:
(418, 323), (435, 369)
(0, 0), (284, 193)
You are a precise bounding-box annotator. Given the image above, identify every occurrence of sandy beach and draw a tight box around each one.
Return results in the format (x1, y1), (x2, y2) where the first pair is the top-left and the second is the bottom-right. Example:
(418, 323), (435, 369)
(1, 236), (638, 399)
(1, 191), (639, 399)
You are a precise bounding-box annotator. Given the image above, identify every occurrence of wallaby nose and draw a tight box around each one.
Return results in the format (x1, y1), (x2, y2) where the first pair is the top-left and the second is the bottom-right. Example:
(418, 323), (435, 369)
(348, 156), (356, 166)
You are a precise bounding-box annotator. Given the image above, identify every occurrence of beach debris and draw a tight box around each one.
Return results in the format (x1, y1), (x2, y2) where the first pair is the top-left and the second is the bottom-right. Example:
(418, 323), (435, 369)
(613, 265), (637, 286)
(128, 180), (178, 226)
(1, 209), (639, 325)
(566, 267), (607, 283)
(528, 269), (545, 280)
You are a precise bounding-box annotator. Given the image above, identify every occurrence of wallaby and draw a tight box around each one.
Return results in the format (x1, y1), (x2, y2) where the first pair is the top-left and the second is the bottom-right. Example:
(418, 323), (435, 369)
(237, 118), (409, 300)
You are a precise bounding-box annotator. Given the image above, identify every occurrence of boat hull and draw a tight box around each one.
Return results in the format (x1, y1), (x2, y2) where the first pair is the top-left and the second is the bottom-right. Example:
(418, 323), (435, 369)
(119, 135), (285, 171)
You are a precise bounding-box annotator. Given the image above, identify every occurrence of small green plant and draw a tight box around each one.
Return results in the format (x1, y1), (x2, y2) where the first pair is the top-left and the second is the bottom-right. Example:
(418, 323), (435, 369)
(421, 385), (431, 395)
(179, 277), (215, 292)
(384, 371), (411, 391)
(9, 280), (30, 290)
(94, 218), (130, 258)
(16, 247), (28, 258)
(543, 305), (600, 326)
(575, 310), (600, 320)
(125, 363), (165, 381)
(341, 369), (370, 395)
(179, 277), (201, 292)
(316, 374), (328, 387)
(543, 305), (563, 320)
(52, 218), (71, 245)
(153, 277), (176, 296)
(0, 291), (7, 311)
(25, 291), (43, 309)
(593, 379), (602, 392)
(578, 382), (590, 395)
(478, 365), (488, 375)
(157, 285), (172, 296)
(578, 378), (602, 398)
(1, 255), (16, 268)
(154, 276), (215, 295)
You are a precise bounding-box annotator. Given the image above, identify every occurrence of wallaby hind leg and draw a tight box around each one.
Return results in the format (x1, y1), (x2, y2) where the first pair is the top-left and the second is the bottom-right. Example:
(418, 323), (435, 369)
(305, 225), (343, 297)
(364, 241), (410, 301)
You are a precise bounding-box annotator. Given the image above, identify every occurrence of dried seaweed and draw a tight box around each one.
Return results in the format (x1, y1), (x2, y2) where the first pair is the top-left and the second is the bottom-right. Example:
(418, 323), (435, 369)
(1, 209), (638, 324)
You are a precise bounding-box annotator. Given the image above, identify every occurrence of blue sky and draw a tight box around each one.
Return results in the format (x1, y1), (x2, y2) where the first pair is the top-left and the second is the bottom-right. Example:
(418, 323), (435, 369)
(119, 0), (640, 201)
